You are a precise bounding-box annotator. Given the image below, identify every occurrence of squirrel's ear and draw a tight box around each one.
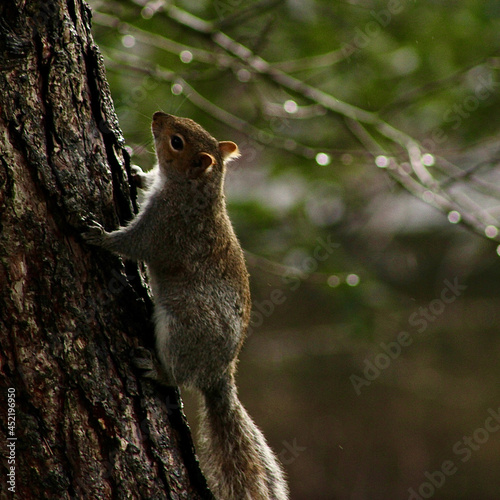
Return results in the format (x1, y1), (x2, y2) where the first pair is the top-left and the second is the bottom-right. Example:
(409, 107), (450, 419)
(219, 141), (240, 162)
(189, 152), (215, 178)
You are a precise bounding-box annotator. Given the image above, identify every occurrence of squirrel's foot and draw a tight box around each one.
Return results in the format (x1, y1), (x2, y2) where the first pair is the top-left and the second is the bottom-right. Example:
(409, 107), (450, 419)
(82, 220), (106, 246)
(133, 347), (157, 377)
(133, 347), (174, 386)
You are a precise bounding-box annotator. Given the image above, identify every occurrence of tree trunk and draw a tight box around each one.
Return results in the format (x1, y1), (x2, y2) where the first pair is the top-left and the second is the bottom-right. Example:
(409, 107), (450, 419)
(0, 1), (212, 498)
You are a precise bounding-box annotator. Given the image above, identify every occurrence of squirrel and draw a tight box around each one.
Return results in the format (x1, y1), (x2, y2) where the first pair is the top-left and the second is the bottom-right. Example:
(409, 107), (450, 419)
(84, 112), (289, 500)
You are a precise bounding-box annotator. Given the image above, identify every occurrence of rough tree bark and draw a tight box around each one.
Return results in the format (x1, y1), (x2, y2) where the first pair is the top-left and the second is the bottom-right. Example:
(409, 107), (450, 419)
(0, 1), (212, 498)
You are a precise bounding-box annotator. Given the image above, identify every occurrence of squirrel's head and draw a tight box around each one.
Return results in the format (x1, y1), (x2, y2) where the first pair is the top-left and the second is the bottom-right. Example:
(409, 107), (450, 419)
(152, 112), (240, 182)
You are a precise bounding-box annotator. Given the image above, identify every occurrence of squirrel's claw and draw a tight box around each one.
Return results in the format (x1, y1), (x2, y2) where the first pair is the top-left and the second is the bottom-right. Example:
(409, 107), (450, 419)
(82, 220), (105, 246)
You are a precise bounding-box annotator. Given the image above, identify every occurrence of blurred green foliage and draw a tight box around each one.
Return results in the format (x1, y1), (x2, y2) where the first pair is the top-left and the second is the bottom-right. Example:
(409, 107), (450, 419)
(89, 1), (500, 498)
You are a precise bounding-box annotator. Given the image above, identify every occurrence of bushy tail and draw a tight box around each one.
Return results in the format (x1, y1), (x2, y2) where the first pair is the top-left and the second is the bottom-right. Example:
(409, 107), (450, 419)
(198, 378), (289, 500)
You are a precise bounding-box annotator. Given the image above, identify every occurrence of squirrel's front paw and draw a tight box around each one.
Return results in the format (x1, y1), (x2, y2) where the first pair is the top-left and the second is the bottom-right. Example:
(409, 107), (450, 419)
(82, 220), (106, 246)
(131, 165), (147, 189)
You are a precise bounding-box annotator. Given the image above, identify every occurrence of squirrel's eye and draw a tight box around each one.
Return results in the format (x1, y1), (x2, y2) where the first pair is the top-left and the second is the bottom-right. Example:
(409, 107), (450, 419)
(170, 135), (184, 151)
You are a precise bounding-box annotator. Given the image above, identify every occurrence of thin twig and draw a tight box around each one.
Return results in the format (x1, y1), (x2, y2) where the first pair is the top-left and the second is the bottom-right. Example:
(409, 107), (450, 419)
(244, 250), (344, 285)
(213, 0), (284, 31)
(273, 50), (347, 73)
